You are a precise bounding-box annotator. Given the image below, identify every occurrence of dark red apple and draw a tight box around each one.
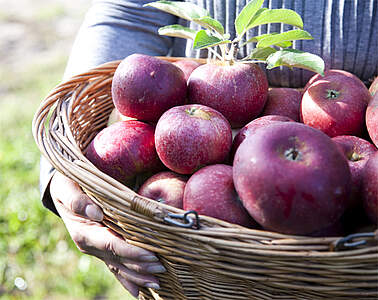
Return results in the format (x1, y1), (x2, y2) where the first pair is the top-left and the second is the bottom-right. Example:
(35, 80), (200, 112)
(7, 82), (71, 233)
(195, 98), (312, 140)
(173, 59), (201, 81)
(138, 171), (187, 209)
(261, 88), (302, 122)
(183, 164), (257, 227)
(369, 77), (378, 96)
(362, 151), (378, 224)
(233, 122), (351, 235)
(86, 120), (162, 185)
(332, 135), (377, 208)
(111, 54), (187, 122)
(230, 115), (294, 161)
(301, 71), (370, 137)
(187, 61), (268, 128)
(366, 92), (378, 148)
(155, 104), (232, 174)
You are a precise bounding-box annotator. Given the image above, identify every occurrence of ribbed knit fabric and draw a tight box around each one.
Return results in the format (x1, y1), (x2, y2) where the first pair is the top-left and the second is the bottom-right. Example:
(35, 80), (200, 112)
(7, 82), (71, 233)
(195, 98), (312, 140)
(42, 0), (377, 212)
(181, 0), (377, 87)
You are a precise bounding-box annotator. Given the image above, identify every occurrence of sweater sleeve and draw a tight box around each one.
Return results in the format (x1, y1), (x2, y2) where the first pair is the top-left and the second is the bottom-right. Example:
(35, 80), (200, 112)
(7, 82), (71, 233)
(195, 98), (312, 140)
(40, 0), (179, 213)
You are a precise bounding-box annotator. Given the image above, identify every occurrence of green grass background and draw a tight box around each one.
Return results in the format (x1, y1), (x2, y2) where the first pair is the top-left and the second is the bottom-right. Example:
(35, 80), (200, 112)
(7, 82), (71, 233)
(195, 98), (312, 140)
(0, 2), (134, 299)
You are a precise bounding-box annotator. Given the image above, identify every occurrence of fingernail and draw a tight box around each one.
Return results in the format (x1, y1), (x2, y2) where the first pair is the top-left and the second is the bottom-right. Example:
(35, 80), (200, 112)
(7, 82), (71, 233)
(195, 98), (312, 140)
(146, 265), (166, 274)
(139, 255), (159, 262)
(85, 204), (103, 221)
(145, 282), (160, 290)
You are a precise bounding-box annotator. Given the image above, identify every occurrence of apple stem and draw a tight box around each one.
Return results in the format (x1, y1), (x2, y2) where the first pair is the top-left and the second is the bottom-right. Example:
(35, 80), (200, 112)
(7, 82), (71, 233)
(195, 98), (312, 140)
(284, 148), (302, 161)
(326, 89), (340, 99)
(349, 152), (361, 162)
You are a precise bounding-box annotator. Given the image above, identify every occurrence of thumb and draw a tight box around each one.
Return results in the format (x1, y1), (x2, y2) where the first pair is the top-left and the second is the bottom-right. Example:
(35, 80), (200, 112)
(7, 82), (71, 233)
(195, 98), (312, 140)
(50, 172), (103, 221)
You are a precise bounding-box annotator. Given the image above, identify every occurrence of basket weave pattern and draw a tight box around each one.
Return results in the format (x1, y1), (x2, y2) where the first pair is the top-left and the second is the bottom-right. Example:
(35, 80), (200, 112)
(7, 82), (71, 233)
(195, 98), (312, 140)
(32, 58), (378, 300)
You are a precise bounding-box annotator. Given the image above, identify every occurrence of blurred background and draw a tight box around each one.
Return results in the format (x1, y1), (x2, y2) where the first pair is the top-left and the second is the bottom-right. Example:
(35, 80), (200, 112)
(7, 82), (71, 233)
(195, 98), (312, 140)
(0, 0), (133, 299)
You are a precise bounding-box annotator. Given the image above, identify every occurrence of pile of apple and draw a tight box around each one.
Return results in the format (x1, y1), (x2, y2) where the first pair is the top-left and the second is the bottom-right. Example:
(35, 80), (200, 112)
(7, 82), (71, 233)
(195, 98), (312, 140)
(86, 53), (377, 236)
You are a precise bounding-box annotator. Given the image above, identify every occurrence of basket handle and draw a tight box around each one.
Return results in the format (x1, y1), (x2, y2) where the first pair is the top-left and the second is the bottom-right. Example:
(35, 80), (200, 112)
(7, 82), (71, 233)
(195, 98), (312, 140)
(330, 230), (378, 251)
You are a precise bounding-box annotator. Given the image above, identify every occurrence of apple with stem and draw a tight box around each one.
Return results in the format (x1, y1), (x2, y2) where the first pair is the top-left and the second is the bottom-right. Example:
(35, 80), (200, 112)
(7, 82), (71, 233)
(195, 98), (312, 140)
(233, 122), (351, 235)
(155, 104), (232, 174)
(301, 70), (369, 137)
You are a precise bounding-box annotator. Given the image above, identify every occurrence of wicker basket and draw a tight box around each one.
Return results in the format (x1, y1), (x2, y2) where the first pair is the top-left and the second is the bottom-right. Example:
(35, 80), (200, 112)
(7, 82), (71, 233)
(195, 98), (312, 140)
(32, 57), (378, 300)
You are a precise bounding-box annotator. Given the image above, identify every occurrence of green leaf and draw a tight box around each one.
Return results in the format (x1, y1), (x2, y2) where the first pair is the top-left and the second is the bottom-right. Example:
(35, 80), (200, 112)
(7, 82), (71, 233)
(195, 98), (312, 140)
(193, 16), (225, 35)
(246, 7), (268, 28)
(257, 29), (313, 48)
(266, 49), (325, 75)
(235, 0), (264, 36)
(246, 33), (292, 48)
(247, 8), (304, 30)
(193, 30), (231, 50)
(145, 1), (209, 21)
(158, 24), (197, 39)
(246, 47), (277, 60)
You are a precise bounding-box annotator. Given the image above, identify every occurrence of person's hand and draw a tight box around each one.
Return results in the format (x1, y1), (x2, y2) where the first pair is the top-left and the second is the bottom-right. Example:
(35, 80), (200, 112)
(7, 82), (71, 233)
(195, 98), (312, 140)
(50, 172), (166, 298)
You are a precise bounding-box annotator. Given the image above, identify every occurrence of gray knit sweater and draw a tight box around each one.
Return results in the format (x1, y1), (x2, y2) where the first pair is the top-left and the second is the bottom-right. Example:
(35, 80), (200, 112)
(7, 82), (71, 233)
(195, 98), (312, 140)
(41, 0), (377, 212)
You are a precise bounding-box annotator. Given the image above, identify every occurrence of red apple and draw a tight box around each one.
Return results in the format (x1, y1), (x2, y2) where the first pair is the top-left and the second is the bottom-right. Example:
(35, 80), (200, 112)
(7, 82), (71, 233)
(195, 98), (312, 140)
(86, 120), (162, 185)
(301, 71), (370, 137)
(138, 171), (187, 209)
(230, 115), (295, 161)
(111, 54), (187, 122)
(362, 151), (378, 224)
(233, 122), (351, 235)
(304, 70), (371, 100)
(188, 61), (268, 128)
(366, 92), (378, 148)
(184, 164), (257, 227)
(332, 135), (377, 208)
(369, 77), (378, 96)
(155, 104), (232, 174)
(173, 59), (201, 81)
(261, 88), (302, 122)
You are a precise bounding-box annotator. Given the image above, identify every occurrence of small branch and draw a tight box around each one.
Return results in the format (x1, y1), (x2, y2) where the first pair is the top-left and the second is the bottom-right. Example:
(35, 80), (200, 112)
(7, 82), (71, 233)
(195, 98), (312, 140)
(207, 47), (223, 60)
(219, 44), (227, 61)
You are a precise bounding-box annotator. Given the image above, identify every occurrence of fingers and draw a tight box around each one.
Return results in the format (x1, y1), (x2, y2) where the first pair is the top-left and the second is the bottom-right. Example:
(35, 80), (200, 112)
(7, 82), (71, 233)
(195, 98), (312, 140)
(50, 172), (103, 221)
(110, 270), (139, 299)
(121, 258), (166, 275)
(75, 225), (159, 263)
(106, 261), (161, 291)
(49, 172), (166, 297)
(55, 205), (165, 270)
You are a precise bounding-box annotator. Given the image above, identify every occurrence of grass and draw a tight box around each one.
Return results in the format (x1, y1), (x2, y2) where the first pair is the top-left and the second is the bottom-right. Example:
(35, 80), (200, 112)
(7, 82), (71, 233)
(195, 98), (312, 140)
(0, 52), (134, 300)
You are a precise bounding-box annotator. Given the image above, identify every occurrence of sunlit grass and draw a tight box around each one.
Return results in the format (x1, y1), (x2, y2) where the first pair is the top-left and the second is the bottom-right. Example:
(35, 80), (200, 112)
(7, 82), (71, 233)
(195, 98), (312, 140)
(0, 54), (133, 299)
